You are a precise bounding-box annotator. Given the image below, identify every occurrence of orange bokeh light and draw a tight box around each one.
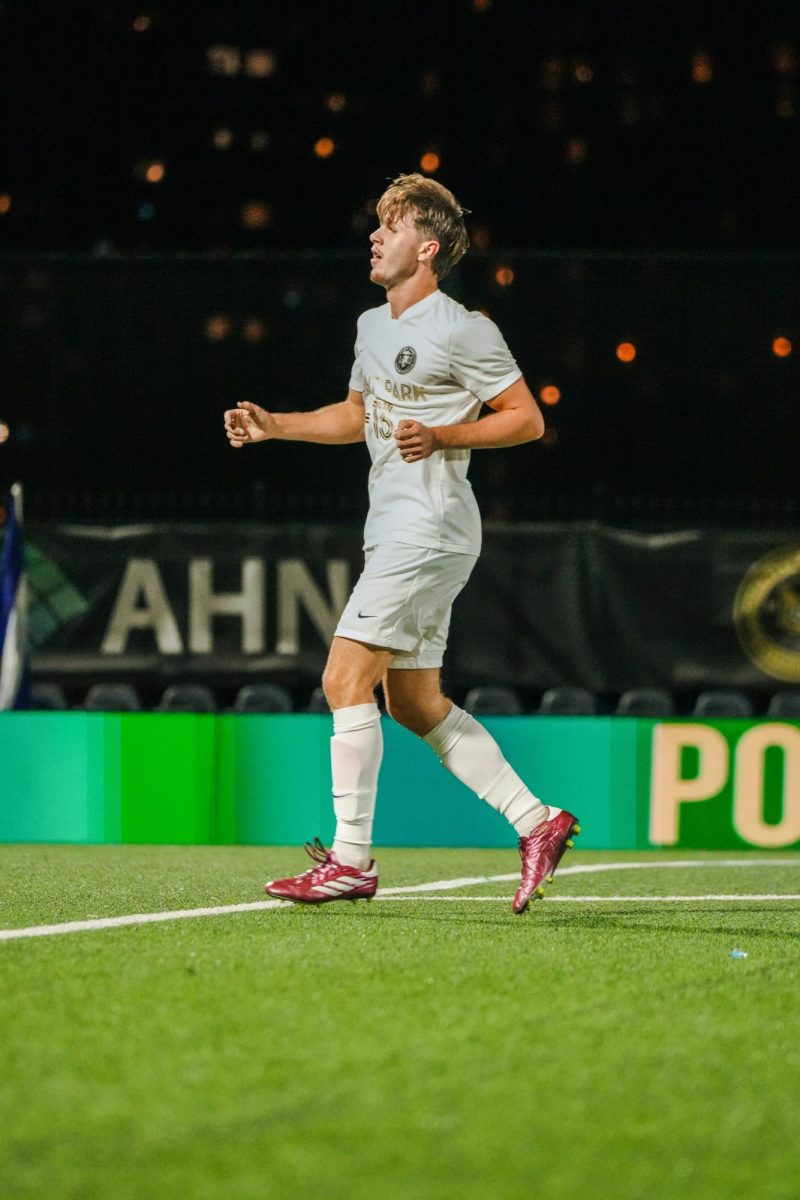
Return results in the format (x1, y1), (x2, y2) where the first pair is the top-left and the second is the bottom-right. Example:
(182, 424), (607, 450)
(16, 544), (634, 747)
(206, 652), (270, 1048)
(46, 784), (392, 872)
(245, 50), (276, 78)
(145, 162), (165, 183)
(241, 201), (272, 230)
(314, 137), (335, 159)
(243, 318), (267, 342)
(133, 15), (151, 32)
(420, 151), (440, 173)
(540, 385), (561, 405)
(616, 342), (637, 363)
(205, 315), (231, 342)
(772, 44), (797, 75)
(565, 137), (587, 165)
(0, 195), (11, 215)
(691, 51), (713, 83)
(494, 266), (515, 287)
(773, 336), (793, 358)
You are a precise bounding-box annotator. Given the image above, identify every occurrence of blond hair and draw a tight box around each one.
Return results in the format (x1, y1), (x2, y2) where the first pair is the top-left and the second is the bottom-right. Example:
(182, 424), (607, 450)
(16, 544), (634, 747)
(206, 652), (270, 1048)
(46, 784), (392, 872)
(376, 173), (469, 279)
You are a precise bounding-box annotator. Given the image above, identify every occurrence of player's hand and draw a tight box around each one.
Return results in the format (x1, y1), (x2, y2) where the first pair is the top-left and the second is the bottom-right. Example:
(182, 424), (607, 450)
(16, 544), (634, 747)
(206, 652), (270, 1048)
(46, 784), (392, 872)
(224, 401), (276, 447)
(394, 419), (439, 462)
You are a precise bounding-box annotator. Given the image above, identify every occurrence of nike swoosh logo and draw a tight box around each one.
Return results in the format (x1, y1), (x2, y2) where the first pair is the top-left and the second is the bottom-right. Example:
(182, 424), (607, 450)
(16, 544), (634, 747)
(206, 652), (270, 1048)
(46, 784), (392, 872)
(357, 610), (376, 618)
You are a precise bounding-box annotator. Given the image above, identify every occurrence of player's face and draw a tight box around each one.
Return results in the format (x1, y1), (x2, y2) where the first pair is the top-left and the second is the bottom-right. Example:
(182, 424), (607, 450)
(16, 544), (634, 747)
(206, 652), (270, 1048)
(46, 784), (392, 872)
(369, 214), (430, 289)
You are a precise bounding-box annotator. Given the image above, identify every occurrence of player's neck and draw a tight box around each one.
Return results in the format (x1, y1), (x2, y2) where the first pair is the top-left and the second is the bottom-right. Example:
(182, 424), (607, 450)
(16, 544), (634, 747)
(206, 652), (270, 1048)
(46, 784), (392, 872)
(385, 275), (439, 320)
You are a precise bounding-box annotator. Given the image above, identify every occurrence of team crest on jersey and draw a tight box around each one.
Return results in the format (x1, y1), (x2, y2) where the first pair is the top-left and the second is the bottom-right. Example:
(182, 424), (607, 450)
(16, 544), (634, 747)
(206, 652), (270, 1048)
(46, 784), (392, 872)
(395, 346), (417, 374)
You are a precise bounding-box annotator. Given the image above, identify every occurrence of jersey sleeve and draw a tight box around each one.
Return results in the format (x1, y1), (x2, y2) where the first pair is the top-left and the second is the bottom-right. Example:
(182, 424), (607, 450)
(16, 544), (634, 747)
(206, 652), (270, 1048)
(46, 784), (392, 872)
(349, 319), (364, 392)
(448, 312), (522, 402)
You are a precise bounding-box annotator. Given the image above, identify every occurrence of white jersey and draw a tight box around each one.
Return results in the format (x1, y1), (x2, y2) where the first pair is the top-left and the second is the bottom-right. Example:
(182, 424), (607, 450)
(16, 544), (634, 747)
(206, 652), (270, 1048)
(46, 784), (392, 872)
(349, 289), (521, 556)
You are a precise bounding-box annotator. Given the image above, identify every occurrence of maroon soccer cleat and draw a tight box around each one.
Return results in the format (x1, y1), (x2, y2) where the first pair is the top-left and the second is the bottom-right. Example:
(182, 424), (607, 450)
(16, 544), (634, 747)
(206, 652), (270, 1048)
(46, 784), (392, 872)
(512, 809), (581, 914)
(264, 838), (378, 904)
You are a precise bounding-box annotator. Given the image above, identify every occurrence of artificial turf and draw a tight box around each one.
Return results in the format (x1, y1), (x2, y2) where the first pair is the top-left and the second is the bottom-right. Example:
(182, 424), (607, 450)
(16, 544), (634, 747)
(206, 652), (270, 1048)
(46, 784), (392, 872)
(1, 845), (799, 1200)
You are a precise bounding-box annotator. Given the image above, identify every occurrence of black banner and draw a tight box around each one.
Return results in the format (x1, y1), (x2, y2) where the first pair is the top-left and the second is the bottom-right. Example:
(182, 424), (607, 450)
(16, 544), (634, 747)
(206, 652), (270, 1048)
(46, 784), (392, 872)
(20, 521), (800, 691)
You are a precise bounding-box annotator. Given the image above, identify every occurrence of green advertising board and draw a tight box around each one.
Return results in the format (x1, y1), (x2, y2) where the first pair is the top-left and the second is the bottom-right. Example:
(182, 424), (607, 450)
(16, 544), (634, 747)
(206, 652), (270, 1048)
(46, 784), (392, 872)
(1, 713), (798, 851)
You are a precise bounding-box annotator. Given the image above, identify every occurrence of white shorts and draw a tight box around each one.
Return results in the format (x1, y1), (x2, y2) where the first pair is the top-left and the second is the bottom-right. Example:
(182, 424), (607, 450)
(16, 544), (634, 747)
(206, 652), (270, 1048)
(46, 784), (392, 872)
(335, 542), (477, 669)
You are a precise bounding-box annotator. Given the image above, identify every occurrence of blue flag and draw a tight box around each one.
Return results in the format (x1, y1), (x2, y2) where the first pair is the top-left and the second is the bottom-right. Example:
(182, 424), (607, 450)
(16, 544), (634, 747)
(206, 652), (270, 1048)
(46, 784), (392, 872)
(0, 487), (27, 709)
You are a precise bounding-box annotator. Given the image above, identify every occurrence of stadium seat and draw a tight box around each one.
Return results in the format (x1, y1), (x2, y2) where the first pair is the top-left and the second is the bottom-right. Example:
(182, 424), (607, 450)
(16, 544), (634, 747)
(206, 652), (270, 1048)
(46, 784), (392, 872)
(156, 684), (216, 713)
(28, 681), (68, 710)
(616, 688), (675, 718)
(463, 685), (523, 715)
(83, 683), (142, 712)
(233, 683), (292, 713)
(538, 686), (598, 716)
(767, 691), (800, 719)
(306, 685), (330, 713)
(692, 690), (754, 719)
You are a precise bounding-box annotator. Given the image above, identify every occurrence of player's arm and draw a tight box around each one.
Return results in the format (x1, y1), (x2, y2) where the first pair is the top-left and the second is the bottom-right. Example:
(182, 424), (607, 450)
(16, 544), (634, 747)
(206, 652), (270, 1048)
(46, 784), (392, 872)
(225, 390), (366, 448)
(394, 378), (544, 461)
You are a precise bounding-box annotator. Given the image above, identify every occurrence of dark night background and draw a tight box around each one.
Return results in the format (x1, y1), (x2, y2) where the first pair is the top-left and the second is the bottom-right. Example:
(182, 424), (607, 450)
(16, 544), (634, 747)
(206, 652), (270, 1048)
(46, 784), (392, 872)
(0, 0), (798, 524)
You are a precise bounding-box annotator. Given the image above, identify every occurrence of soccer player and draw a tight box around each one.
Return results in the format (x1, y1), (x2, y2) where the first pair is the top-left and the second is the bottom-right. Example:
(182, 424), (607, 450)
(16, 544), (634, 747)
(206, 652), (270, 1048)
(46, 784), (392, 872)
(224, 173), (579, 913)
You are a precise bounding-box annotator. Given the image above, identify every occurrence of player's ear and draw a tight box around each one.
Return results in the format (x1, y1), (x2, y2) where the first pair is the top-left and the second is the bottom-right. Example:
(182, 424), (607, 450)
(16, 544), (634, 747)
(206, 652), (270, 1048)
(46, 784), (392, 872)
(418, 238), (439, 264)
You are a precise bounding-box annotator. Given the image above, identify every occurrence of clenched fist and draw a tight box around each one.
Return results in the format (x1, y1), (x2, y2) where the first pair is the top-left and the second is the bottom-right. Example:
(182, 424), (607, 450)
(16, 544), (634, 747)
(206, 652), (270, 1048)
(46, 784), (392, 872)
(394, 419), (440, 462)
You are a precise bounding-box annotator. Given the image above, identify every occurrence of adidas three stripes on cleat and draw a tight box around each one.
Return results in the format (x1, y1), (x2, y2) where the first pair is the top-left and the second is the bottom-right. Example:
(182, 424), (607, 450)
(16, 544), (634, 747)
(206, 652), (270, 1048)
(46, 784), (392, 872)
(512, 809), (581, 914)
(264, 838), (378, 904)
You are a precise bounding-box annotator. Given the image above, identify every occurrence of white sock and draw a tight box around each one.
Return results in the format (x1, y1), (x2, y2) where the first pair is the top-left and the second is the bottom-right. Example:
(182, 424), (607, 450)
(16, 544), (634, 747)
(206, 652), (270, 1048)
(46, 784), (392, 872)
(424, 705), (550, 837)
(331, 702), (382, 869)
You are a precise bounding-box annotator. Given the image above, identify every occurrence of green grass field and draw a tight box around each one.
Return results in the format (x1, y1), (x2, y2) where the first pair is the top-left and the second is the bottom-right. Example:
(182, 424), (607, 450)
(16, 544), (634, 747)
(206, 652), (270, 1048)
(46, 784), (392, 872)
(2, 844), (800, 1200)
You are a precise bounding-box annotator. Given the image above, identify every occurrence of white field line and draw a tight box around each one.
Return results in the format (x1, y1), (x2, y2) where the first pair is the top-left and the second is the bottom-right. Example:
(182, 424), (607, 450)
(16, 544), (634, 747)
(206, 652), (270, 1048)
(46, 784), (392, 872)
(1, 858), (799, 942)
(377, 894), (800, 904)
(377, 857), (800, 895)
(0, 900), (288, 941)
